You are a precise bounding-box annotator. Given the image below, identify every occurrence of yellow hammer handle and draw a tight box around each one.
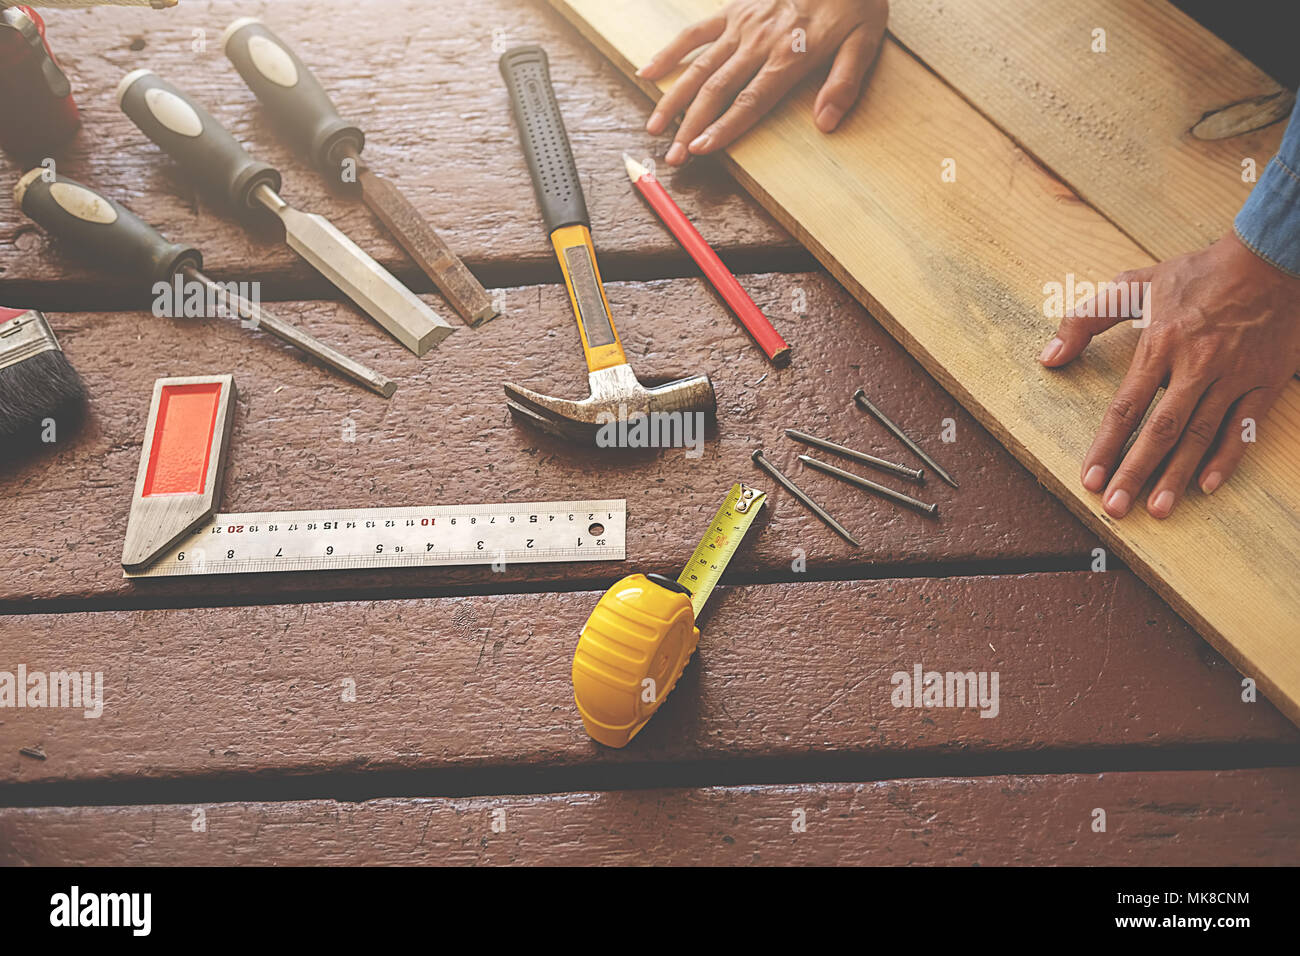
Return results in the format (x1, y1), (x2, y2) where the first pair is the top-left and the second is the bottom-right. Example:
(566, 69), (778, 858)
(551, 224), (627, 372)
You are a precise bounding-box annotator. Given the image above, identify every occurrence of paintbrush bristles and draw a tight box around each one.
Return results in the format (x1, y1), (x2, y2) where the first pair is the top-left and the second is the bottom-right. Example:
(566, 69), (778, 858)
(0, 347), (85, 452)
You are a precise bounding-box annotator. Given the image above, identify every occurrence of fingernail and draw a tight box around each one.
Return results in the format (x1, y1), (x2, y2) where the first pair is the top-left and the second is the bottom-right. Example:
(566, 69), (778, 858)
(646, 112), (664, 135)
(635, 65), (648, 77)
(1105, 488), (1131, 517)
(816, 104), (843, 132)
(688, 132), (711, 153)
(1083, 464), (1106, 492)
(1150, 489), (1175, 518)
(1201, 471), (1223, 495)
(666, 142), (686, 165)
(1039, 337), (1063, 364)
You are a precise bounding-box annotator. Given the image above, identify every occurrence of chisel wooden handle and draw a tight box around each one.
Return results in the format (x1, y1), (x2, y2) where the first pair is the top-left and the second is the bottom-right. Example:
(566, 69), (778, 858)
(118, 69), (281, 210)
(221, 17), (364, 177)
(15, 168), (201, 283)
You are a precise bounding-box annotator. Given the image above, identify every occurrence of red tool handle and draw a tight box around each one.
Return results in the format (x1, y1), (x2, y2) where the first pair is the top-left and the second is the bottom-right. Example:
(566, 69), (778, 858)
(628, 158), (791, 364)
(0, 5), (80, 158)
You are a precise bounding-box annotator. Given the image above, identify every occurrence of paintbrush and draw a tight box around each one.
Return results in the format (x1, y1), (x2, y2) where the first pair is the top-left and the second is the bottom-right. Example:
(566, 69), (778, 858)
(0, 306), (85, 454)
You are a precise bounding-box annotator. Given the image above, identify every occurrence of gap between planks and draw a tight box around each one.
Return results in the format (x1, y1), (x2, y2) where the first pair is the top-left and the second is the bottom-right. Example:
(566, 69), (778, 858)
(4, 746), (1299, 811)
(0, 245), (822, 316)
(0, 556), (1102, 618)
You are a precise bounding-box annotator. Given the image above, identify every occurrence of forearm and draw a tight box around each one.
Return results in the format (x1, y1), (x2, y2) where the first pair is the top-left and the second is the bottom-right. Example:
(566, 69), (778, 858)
(1235, 94), (1300, 277)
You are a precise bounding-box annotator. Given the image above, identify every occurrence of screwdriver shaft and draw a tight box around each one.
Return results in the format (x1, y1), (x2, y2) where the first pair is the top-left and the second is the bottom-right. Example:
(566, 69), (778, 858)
(785, 428), (924, 483)
(751, 449), (860, 547)
(799, 455), (939, 518)
(183, 265), (396, 398)
(853, 388), (959, 488)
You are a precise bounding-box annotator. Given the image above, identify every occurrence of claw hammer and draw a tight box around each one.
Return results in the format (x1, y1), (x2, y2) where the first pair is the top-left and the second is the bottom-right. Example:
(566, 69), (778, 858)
(498, 46), (716, 444)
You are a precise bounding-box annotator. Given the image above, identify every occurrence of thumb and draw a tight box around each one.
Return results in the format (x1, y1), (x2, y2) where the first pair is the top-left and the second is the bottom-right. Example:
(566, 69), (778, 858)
(1040, 266), (1155, 367)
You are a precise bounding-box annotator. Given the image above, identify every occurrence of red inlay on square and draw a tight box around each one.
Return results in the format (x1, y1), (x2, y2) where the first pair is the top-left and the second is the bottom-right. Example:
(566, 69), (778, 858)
(142, 382), (223, 496)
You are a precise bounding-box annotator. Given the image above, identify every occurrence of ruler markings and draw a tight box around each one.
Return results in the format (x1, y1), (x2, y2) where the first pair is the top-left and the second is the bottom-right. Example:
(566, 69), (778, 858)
(126, 499), (626, 577)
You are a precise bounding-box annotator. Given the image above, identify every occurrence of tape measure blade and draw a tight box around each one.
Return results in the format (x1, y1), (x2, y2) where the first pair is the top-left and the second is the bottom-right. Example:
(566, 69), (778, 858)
(676, 483), (765, 618)
(125, 499), (626, 577)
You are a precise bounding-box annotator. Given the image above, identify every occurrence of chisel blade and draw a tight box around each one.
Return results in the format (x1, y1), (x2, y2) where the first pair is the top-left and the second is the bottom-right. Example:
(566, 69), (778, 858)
(257, 186), (454, 356)
(358, 168), (499, 327)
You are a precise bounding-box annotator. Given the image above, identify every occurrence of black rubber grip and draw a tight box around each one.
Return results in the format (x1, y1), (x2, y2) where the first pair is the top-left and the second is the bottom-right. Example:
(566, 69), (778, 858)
(119, 70), (281, 210)
(17, 171), (201, 285)
(499, 45), (589, 234)
(223, 19), (364, 176)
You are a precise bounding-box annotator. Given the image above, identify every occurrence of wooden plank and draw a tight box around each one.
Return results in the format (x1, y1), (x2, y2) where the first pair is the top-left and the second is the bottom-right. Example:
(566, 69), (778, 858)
(0, 0), (795, 301)
(2, 573), (1294, 787)
(3, 769), (1296, 865)
(545, 0), (1300, 726)
(889, 0), (1289, 261)
(0, 273), (1093, 607)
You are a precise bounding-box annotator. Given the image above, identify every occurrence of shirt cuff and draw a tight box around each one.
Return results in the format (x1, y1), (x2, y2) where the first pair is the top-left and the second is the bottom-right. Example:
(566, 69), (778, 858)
(1234, 154), (1300, 278)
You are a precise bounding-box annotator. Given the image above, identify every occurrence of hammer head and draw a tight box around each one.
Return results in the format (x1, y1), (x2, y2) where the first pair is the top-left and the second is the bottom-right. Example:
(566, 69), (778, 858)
(505, 363), (716, 445)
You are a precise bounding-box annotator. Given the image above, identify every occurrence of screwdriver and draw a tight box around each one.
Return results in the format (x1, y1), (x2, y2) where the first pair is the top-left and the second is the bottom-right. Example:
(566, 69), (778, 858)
(116, 69), (454, 356)
(14, 169), (396, 397)
(221, 17), (497, 327)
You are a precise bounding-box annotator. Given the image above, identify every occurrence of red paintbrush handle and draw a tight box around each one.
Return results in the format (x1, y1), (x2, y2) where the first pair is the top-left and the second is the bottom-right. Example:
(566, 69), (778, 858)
(0, 6), (80, 159)
(634, 171), (790, 363)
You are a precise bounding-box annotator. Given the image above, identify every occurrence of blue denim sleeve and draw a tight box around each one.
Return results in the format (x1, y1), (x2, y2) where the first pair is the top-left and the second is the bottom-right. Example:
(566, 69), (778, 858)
(1234, 94), (1300, 278)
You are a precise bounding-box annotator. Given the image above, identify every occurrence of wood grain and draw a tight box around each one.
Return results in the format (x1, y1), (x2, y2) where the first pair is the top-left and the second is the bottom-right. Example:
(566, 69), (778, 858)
(0, 272), (1094, 607)
(0, 0), (796, 302)
(3, 769), (1296, 865)
(2, 573), (1294, 787)
(546, 0), (1300, 726)
(889, 0), (1288, 261)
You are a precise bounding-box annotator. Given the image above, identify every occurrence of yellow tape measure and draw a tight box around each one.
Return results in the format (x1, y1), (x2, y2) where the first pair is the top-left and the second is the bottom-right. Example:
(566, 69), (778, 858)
(572, 482), (766, 747)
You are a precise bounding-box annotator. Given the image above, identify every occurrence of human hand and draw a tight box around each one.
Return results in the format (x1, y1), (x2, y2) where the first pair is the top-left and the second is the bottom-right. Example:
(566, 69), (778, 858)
(1040, 232), (1300, 519)
(638, 0), (888, 166)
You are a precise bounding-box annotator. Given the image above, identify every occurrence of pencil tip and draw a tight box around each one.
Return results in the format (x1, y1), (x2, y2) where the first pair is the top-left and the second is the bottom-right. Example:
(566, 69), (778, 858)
(622, 153), (647, 182)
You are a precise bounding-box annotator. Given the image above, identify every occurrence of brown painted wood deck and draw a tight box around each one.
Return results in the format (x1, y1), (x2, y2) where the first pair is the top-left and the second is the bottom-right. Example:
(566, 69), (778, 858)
(0, 0), (1295, 865)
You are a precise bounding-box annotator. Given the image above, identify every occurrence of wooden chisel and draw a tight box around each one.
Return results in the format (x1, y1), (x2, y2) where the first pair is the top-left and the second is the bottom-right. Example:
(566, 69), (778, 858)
(117, 69), (454, 356)
(222, 17), (498, 327)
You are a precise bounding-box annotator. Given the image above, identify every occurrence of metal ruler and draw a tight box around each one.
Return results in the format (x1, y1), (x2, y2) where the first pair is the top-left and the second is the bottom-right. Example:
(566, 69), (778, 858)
(126, 499), (626, 577)
(676, 483), (765, 616)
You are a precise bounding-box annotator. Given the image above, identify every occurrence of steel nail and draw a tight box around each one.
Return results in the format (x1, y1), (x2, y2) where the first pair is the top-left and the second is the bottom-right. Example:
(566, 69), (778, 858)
(853, 388), (959, 488)
(799, 455), (939, 518)
(751, 449), (861, 547)
(785, 428), (925, 483)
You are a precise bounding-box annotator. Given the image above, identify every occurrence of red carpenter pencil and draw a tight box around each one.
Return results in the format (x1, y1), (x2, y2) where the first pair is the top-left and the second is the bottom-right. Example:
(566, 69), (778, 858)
(623, 154), (790, 364)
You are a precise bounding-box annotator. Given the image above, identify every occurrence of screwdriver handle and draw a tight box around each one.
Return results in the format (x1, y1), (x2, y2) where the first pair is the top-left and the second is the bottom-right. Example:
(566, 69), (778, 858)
(222, 18), (364, 177)
(14, 169), (201, 284)
(499, 45), (589, 234)
(117, 69), (281, 211)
